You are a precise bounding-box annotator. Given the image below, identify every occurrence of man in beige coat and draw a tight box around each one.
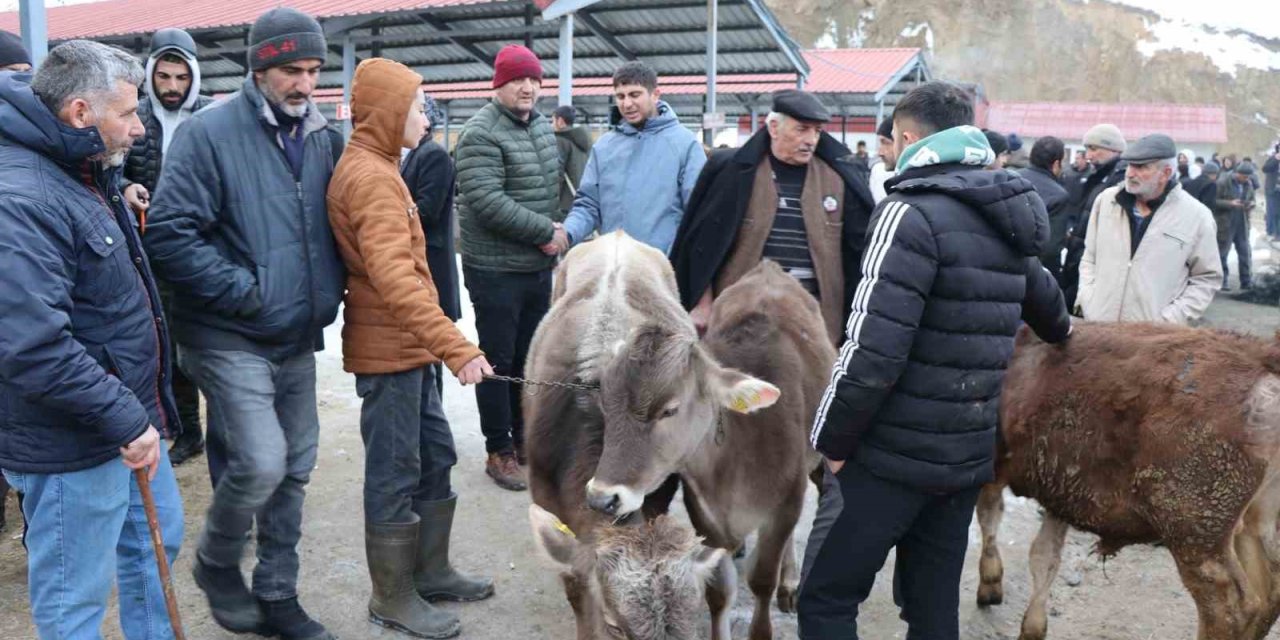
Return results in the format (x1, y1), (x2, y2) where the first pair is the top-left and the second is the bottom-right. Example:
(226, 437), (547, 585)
(1077, 134), (1221, 324)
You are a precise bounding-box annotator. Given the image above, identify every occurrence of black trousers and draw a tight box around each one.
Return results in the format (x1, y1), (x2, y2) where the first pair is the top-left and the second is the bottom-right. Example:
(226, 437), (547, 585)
(797, 462), (981, 640)
(462, 266), (551, 454)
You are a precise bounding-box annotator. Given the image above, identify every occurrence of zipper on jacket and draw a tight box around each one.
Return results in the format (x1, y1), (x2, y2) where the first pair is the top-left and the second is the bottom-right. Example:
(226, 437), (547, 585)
(297, 179), (316, 330)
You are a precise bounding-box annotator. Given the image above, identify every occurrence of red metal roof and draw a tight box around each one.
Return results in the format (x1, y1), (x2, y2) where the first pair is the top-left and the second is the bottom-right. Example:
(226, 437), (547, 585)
(985, 101), (1228, 144)
(306, 48), (922, 102)
(803, 48), (920, 95)
(0, 0), (485, 41)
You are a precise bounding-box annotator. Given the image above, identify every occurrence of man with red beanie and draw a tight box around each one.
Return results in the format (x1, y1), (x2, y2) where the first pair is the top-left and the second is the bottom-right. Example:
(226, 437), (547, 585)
(455, 44), (563, 491)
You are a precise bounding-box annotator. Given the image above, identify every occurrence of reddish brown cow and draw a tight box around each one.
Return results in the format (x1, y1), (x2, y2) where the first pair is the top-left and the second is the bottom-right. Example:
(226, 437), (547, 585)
(977, 322), (1280, 640)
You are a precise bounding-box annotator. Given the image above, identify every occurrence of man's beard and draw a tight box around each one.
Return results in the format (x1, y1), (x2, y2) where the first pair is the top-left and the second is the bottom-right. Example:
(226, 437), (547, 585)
(91, 148), (130, 168)
(258, 80), (309, 118)
(1125, 179), (1161, 200)
(159, 91), (185, 111)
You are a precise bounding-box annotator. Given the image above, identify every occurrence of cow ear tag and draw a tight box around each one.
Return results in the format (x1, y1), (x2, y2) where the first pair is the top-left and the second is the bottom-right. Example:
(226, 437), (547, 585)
(725, 379), (780, 414)
(553, 517), (576, 539)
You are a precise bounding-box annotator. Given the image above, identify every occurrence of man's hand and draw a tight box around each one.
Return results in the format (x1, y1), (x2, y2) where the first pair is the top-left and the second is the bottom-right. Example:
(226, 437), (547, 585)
(457, 355), (495, 386)
(121, 425), (162, 481)
(124, 183), (150, 215)
(690, 289), (714, 337)
(1233, 199), (1244, 209)
(825, 458), (845, 475)
(540, 224), (569, 256)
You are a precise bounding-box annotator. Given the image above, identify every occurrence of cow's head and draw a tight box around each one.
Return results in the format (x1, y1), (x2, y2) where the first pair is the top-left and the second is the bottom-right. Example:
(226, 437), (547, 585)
(530, 504), (733, 640)
(584, 323), (780, 516)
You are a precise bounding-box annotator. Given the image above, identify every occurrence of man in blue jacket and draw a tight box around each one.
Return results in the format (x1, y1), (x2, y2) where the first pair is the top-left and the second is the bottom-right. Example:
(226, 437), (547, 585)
(0, 40), (184, 639)
(144, 8), (344, 640)
(560, 61), (706, 254)
(797, 82), (1071, 639)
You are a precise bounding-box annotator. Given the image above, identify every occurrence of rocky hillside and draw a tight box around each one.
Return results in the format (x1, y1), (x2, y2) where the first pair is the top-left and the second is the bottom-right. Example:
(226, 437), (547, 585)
(765, 0), (1280, 155)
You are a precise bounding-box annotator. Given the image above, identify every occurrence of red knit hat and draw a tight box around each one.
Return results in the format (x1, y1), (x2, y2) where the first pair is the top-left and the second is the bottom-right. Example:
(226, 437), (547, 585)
(492, 44), (543, 89)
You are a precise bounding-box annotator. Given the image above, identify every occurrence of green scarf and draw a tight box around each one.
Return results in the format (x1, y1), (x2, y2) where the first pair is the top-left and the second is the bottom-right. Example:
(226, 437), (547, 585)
(896, 125), (995, 173)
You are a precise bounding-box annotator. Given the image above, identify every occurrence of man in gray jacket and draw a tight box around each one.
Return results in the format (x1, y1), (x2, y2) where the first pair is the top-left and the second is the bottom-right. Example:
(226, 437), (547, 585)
(562, 61), (705, 254)
(144, 8), (343, 639)
(455, 44), (563, 491)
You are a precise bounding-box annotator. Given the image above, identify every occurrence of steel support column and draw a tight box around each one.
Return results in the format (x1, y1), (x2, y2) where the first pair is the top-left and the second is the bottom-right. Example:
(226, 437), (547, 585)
(342, 34), (355, 138)
(749, 104), (758, 134)
(704, 0), (718, 146)
(18, 0), (48, 67)
(442, 101), (452, 149)
(559, 14), (574, 106)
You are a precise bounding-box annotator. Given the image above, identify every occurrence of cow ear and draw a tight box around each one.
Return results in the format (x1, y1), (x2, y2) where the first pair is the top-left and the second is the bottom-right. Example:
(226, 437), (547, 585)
(530, 504), (578, 567)
(716, 370), (780, 414)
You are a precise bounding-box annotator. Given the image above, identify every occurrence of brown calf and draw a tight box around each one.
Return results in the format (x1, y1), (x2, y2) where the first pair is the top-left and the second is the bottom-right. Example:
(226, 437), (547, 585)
(977, 322), (1280, 640)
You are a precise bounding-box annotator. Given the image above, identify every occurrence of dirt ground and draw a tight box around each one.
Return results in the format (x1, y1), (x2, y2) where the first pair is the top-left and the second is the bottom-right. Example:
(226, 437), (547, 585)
(2, 231), (1280, 639)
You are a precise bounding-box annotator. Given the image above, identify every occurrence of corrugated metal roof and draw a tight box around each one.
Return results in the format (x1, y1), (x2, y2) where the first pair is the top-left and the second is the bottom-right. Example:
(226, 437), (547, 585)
(0, 0), (491, 40)
(348, 48), (922, 101)
(804, 48), (920, 94)
(985, 102), (1229, 144)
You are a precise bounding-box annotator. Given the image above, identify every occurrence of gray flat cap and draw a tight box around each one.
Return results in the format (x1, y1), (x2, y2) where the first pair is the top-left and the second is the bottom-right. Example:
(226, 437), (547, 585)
(1120, 134), (1177, 163)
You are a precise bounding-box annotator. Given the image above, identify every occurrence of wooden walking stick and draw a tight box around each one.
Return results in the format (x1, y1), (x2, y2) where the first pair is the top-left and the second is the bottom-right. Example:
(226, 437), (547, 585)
(134, 468), (186, 640)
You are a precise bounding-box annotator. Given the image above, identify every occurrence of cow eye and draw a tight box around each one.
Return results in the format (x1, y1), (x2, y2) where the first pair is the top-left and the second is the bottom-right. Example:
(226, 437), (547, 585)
(659, 405), (679, 420)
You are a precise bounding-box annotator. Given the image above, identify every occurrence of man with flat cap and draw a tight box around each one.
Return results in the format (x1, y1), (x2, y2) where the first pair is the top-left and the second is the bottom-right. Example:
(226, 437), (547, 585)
(1077, 133), (1221, 324)
(671, 89), (875, 345)
(1214, 162), (1257, 290)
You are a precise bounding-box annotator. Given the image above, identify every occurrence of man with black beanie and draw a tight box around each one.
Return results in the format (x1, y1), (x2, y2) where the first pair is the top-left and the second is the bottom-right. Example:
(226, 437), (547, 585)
(0, 30), (31, 73)
(144, 7), (344, 640)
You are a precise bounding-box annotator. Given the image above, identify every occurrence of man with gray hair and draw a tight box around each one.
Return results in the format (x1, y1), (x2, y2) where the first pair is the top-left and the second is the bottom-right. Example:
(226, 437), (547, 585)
(671, 89), (876, 346)
(0, 40), (184, 638)
(1076, 134), (1221, 323)
(145, 7), (343, 639)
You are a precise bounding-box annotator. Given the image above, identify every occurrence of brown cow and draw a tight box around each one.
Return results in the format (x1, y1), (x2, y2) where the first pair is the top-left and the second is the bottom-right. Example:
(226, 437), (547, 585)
(975, 322), (1280, 640)
(524, 232), (756, 639)
(525, 233), (830, 639)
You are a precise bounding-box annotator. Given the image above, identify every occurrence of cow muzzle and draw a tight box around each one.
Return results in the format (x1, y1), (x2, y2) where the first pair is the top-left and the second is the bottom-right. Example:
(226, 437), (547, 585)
(585, 478), (644, 517)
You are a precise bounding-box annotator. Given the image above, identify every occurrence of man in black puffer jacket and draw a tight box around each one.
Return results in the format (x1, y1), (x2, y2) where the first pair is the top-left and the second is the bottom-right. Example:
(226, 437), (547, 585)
(122, 27), (216, 467)
(797, 82), (1071, 640)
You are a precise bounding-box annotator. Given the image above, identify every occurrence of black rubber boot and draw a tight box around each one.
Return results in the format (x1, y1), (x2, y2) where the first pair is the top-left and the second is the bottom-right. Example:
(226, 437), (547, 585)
(413, 495), (495, 602)
(259, 596), (336, 640)
(192, 554), (266, 634)
(367, 516), (462, 638)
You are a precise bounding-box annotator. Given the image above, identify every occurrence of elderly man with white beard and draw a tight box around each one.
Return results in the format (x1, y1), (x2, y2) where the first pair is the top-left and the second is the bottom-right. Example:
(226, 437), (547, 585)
(1076, 133), (1222, 324)
(0, 40), (186, 638)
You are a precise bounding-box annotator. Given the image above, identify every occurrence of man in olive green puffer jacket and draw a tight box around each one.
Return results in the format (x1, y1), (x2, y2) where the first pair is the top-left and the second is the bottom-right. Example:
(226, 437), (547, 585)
(455, 44), (565, 492)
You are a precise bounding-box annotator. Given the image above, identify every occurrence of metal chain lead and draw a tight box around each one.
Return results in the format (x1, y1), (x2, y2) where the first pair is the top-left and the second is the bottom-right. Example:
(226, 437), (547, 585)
(482, 373), (600, 392)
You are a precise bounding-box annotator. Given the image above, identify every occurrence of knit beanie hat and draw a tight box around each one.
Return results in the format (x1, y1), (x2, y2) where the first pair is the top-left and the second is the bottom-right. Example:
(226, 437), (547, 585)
(983, 129), (1009, 156)
(492, 44), (542, 89)
(0, 30), (30, 69)
(1082, 123), (1126, 153)
(248, 8), (327, 72)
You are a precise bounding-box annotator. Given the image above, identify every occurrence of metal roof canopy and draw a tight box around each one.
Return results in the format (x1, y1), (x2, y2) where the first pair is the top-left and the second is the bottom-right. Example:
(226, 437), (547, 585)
(313, 48), (930, 128)
(0, 0), (809, 97)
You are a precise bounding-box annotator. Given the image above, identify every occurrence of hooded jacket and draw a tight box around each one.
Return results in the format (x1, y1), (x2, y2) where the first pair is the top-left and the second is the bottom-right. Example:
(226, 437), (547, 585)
(327, 59), (482, 376)
(809, 162), (1070, 493)
(1078, 182), (1221, 324)
(0, 73), (179, 473)
(123, 29), (216, 194)
(555, 124), (591, 213)
(562, 102), (706, 254)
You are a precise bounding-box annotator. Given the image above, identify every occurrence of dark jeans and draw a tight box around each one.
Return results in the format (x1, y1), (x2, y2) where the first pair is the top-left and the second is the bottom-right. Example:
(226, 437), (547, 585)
(1219, 209), (1253, 287)
(356, 365), (457, 524)
(1266, 191), (1279, 237)
(797, 462), (981, 640)
(179, 347), (320, 601)
(463, 267), (552, 454)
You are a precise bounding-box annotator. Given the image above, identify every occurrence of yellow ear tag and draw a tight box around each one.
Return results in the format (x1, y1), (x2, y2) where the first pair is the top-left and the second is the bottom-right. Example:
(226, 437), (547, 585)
(731, 390), (761, 413)
(554, 518), (576, 539)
